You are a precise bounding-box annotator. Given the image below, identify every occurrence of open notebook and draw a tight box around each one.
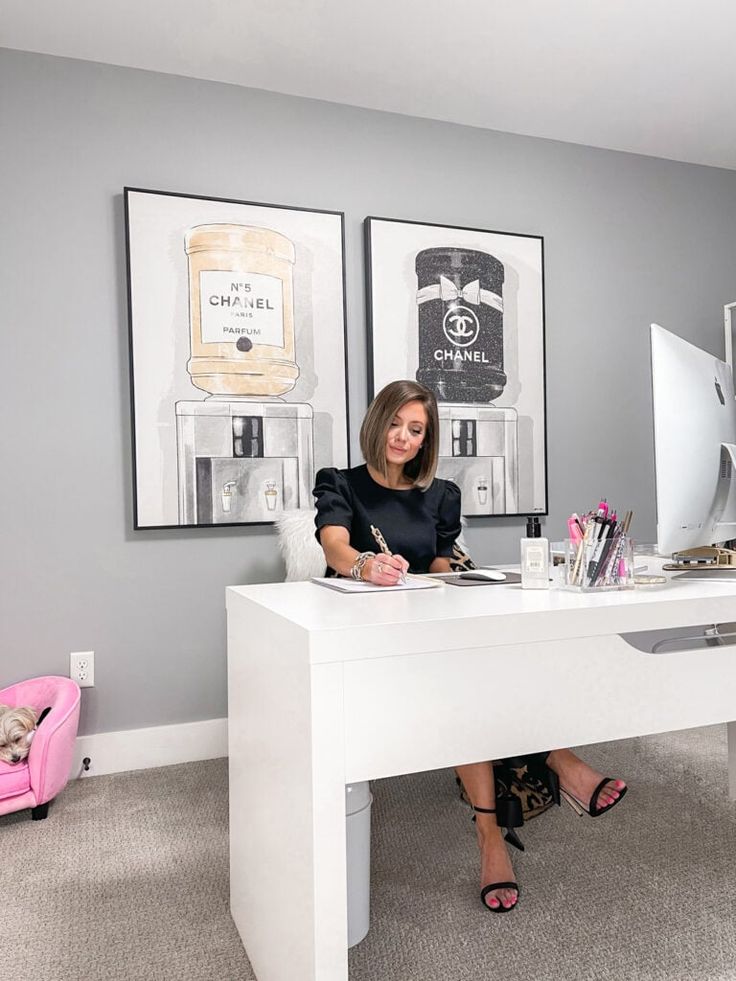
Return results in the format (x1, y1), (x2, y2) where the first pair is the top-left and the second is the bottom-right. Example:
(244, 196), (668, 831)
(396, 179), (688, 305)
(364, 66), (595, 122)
(311, 575), (442, 593)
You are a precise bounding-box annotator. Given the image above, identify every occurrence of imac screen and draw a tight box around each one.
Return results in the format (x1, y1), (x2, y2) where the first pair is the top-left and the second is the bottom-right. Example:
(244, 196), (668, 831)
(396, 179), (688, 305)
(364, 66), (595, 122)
(651, 323), (736, 556)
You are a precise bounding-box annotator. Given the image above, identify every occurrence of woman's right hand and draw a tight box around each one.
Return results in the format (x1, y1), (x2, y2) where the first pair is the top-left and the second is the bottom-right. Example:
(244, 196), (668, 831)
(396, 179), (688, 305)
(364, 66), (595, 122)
(365, 553), (409, 586)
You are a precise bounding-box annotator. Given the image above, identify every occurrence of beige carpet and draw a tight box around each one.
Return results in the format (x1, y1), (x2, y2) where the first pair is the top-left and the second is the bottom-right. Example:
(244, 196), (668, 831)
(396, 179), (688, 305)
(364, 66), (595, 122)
(2, 726), (735, 980)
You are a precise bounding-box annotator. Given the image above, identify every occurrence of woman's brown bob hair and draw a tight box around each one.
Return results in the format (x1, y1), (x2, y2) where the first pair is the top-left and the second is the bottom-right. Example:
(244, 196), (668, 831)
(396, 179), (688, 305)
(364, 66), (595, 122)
(360, 380), (440, 490)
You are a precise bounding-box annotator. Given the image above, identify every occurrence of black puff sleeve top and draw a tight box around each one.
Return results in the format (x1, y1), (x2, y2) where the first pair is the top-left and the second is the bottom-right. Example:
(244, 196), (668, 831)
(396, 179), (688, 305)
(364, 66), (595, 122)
(313, 464), (461, 574)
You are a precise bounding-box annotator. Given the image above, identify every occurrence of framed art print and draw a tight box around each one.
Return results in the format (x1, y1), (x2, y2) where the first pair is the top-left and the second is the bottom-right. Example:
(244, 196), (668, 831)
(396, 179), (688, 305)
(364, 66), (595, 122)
(365, 216), (547, 517)
(125, 188), (349, 529)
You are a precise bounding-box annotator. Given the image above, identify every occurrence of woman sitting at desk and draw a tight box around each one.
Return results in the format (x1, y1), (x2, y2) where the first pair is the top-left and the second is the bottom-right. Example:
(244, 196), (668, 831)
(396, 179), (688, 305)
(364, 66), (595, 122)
(314, 379), (627, 914)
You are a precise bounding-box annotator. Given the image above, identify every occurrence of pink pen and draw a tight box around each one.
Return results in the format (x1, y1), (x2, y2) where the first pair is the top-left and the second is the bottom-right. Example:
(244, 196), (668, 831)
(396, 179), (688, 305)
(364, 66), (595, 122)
(568, 515), (583, 544)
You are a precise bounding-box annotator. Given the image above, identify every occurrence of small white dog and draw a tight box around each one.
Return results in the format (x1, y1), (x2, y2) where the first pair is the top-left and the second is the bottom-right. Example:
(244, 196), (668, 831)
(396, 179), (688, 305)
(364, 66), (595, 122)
(0, 704), (38, 765)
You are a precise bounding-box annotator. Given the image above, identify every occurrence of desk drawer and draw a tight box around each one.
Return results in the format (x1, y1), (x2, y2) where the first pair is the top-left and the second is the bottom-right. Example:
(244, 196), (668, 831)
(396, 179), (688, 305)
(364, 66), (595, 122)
(342, 633), (736, 783)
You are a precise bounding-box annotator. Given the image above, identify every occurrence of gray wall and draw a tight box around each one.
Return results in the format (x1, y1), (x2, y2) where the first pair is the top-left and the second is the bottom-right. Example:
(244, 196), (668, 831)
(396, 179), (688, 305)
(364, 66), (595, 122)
(2, 48), (736, 735)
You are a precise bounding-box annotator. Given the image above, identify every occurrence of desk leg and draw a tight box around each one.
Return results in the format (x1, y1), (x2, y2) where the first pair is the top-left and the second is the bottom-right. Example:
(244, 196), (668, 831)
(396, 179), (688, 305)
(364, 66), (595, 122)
(728, 722), (736, 801)
(311, 663), (350, 981)
(228, 607), (348, 981)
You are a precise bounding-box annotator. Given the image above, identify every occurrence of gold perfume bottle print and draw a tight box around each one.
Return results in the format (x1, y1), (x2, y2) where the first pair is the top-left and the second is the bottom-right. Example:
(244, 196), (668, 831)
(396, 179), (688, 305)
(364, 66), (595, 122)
(185, 224), (299, 397)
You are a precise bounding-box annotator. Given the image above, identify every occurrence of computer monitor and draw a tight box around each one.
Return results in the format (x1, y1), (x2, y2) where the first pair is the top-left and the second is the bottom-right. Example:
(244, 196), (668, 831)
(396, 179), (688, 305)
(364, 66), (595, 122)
(651, 323), (736, 557)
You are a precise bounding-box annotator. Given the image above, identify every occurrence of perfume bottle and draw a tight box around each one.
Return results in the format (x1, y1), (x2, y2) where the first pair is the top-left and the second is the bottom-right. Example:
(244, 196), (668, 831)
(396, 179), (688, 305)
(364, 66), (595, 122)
(415, 247), (507, 402)
(520, 516), (549, 589)
(476, 475), (489, 506)
(185, 224), (299, 397)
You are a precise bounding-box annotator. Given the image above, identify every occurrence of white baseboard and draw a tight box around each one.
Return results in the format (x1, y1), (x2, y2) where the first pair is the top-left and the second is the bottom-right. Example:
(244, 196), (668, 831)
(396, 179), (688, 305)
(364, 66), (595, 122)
(71, 717), (228, 779)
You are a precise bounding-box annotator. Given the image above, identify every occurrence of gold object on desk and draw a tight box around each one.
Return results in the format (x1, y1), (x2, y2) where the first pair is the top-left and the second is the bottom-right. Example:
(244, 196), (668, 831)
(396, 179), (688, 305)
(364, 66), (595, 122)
(664, 545), (736, 570)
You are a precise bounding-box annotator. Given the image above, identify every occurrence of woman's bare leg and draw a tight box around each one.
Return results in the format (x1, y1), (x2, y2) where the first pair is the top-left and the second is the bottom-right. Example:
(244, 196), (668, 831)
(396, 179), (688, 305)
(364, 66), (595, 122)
(546, 748), (626, 809)
(455, 761), (518, 910)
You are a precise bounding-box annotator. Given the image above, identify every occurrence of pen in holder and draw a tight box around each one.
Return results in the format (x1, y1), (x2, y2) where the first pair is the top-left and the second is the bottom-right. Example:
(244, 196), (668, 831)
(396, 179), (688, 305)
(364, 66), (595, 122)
(564, 532), (634, 591)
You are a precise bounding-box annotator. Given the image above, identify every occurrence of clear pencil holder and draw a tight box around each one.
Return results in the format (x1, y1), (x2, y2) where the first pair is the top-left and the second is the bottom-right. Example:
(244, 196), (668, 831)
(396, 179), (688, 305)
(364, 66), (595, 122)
(563, 534), (635, 592)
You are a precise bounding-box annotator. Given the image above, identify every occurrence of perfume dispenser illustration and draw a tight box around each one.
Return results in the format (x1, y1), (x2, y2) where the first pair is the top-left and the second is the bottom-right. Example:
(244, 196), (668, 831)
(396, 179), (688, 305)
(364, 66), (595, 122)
(415, 246), (518, 514)
(435, 404), (518, 515)
(176, 224), (315, 524)
(176, 399), (313, 523)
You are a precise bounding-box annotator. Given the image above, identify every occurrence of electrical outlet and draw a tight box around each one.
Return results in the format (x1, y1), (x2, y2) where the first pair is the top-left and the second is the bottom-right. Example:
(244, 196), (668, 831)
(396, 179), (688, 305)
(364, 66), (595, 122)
(70, 651), (94, 688)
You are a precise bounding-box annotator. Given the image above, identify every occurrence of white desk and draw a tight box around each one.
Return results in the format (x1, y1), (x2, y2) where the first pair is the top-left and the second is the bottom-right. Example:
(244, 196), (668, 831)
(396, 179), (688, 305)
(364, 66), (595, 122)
(226, 571), (736, 981)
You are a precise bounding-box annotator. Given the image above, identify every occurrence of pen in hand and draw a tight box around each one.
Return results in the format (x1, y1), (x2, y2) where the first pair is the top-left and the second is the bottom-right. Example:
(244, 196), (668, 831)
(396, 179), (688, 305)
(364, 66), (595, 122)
(370, 525), (408, 584)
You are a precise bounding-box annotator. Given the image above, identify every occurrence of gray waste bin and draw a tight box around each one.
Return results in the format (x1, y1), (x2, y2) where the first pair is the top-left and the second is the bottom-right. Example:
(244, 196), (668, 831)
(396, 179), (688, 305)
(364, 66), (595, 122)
(345, 781), (372, 947)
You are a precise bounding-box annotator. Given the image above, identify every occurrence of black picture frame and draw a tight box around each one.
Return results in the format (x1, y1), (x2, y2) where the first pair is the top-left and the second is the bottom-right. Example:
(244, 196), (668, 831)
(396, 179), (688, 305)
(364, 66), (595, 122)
(365, 215), (547, 518)
(125, 187), (350, 529)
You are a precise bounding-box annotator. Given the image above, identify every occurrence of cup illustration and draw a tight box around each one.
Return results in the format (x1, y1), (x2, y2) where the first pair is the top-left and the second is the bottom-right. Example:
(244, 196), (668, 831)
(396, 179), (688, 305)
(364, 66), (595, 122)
(264, 480), (279, 511)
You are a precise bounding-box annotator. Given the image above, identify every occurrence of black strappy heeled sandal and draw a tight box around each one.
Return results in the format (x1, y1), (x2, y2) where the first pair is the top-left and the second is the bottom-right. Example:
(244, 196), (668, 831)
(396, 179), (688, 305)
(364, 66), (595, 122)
(560, 777), (628, 818)
(471, 804), (520, 913)
(456, 775), (527, 851)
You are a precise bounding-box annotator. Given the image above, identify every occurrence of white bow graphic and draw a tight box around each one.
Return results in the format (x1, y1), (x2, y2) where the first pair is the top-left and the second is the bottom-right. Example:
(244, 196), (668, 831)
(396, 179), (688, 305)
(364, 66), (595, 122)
(416, 277), (503, 312)
(439, 276), (481, 304)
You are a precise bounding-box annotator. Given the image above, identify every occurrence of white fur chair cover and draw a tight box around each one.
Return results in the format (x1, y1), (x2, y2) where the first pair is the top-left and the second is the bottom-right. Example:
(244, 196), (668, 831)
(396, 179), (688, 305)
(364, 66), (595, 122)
(275, 509), (327, 581)
(275, 507), (470, 581)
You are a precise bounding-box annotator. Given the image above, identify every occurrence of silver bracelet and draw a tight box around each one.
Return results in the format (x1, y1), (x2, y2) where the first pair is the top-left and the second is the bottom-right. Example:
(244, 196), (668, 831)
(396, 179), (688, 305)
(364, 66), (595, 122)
(350, 551), (375, 581)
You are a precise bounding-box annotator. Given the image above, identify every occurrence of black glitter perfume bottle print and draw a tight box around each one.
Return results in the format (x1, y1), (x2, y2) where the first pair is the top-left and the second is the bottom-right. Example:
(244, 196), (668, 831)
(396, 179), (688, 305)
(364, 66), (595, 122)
(415, 248), (506, 403)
